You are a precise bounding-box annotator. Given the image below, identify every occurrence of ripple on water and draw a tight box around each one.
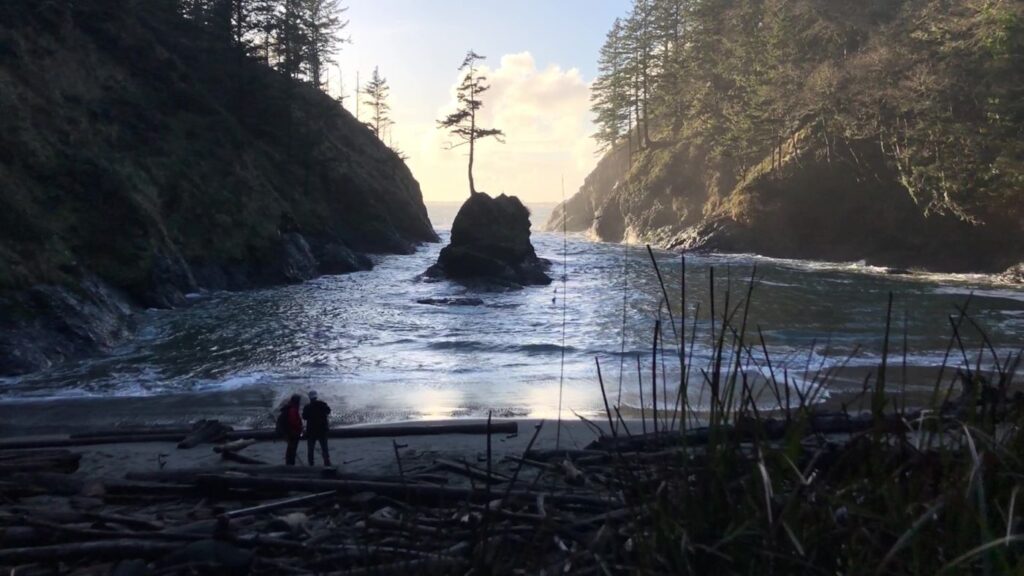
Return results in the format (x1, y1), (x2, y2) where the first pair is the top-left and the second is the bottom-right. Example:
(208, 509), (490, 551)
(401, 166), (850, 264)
(4, 222), (1024, 423)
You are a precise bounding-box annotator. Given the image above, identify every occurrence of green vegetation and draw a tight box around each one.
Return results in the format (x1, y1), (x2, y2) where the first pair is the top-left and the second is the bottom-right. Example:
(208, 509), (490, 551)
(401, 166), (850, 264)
(179, 0), (348, 88)
(579, 260), (1024, 574)
(563, 0), (1024, 273)
(459, 255), (1024, 574)
(437, 51), (505, 197)
(362, 66), (392, 140)
(591, 0), (1024, 223)
(0, 0), (434, 299)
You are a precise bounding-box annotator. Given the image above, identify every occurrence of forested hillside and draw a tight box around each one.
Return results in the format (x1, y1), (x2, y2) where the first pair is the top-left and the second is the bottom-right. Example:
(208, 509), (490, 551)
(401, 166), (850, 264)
(550, 0), (1024, 273)
(0, 0), (437, 375)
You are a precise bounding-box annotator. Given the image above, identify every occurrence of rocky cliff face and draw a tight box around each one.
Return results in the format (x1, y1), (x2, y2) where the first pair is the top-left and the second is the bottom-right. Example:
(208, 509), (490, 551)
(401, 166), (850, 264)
(548, 125), (1024, 275)
(0, 2), (438, 375)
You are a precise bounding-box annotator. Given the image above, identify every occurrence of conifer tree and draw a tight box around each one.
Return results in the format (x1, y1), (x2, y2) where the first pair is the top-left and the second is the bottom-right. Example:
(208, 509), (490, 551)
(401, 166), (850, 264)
(591, 19), (631, 152)
(362, 66), (391, 139)
(304, 0), (347, 89)
(437, 51), (504, 196)
(275, 0), (307, 80)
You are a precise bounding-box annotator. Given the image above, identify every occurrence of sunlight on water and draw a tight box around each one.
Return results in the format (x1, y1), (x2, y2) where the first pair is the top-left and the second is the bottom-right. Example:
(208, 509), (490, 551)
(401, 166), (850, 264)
(2, 206), (1023, 425)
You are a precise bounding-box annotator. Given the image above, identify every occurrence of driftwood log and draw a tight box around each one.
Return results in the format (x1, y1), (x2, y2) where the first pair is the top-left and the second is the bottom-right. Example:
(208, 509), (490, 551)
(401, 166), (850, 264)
(195, 473), (617, 508)
(0, 421), (519, 451)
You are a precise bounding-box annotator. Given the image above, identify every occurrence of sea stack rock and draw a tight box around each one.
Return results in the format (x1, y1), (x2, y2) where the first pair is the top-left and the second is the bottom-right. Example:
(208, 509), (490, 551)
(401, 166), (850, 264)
(426, 193), (551, 287)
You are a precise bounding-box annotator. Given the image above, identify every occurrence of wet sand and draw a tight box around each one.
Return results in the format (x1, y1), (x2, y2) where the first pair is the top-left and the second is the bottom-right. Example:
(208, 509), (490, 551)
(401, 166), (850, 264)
(0, 362), (984, 437)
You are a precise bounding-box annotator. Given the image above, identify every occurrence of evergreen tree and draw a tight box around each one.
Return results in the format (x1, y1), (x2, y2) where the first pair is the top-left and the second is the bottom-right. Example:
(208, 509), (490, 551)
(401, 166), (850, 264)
(591, 19), (631, 152)
(304, 0), (347, 89)
(362, 66), (391, 139)
(589, 0), (1024, 224)
(274, 0), (307, 81)
(437, 51), (505, 196)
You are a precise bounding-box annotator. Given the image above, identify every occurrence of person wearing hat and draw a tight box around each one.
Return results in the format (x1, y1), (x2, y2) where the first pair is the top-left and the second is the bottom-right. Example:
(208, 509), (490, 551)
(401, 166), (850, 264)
(302, 391), (332, 466)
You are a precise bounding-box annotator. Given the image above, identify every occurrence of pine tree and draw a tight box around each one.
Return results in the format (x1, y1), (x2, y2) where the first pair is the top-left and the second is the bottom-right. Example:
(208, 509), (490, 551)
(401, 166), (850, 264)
(362, 66), (391, 139)
(437, 51), (505, 196)
(591, 18), (631, 152)
(274, 0), (307, 81)
(304, 0), (347, 90)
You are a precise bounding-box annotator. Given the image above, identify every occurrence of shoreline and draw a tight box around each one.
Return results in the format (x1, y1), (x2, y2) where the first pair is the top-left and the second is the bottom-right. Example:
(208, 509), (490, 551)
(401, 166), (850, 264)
(0, 361), (989, 439)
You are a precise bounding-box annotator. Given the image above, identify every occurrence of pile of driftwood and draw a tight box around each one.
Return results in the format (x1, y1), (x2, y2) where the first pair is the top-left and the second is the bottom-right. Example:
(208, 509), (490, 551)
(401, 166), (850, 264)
(0, 414), (677, 575)
(0, 412), (912, 575)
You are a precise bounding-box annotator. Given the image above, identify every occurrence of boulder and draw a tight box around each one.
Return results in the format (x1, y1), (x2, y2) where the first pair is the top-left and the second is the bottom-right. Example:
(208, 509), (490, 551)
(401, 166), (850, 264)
(140, 248), (197, 309)
(425, 193), (551, 287)
(416, 297), (485, 306)
(0, 274), (134, 375)
(277, 232), (319, 283)
(318, 243), (373, 275)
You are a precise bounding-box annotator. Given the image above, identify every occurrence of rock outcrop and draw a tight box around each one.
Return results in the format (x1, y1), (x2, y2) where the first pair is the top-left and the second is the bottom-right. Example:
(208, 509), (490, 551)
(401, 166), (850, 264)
(549, 127), (1024, 274)
(426, 193), (551, 287)
(0, 2), (438, 375)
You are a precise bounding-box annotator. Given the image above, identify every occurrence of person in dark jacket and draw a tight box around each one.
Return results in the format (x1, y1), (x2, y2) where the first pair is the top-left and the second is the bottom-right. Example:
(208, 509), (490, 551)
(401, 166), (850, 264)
(302, 390), (332, 466)
(281, 394), (303, 465)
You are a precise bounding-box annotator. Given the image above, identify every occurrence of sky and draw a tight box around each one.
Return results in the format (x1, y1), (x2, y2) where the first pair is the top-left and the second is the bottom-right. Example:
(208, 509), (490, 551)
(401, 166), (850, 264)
(331, 0), (630, 204)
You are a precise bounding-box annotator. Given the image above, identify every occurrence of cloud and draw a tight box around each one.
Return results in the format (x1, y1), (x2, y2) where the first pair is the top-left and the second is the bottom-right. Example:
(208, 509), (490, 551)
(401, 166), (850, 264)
(394, 52), (597, 204)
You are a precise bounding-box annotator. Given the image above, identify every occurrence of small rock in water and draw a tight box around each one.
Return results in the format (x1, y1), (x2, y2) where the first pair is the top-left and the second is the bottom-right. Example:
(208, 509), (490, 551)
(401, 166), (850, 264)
(416, 297), (485, 306)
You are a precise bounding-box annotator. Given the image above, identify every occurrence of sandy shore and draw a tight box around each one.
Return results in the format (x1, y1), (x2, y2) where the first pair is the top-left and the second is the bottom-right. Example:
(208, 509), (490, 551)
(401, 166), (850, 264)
(0, 359), (988, 484)
(5, 419), (606, 483)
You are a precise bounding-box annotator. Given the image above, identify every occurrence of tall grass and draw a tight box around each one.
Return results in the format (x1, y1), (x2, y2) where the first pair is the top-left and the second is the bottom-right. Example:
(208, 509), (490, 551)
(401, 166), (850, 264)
(543, 249), (1024, 574)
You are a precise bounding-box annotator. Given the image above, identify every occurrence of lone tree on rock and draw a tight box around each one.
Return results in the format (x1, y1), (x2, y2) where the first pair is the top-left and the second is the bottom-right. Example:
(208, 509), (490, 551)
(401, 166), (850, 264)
(362, 66), (391, 139)
(438, 50), (504, 196)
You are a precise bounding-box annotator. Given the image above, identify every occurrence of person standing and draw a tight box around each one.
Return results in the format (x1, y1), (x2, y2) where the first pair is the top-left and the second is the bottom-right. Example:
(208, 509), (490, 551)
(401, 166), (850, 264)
(278, 394), (303, 465)
(302, 391), (332, 466)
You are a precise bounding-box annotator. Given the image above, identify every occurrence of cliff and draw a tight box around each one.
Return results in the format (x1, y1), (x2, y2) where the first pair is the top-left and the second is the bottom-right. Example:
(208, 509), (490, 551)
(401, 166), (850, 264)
(550, 128), (1023, 273)
(549, 0), (1024, 274)
(0, 1), (438, 375)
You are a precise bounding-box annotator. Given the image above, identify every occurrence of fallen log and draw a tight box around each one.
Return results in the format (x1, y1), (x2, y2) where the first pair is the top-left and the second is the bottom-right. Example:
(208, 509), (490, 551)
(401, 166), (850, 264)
(0, 539), (180, 564)
(103, 480), (197, 497)
(223, 421), (519, 441)
(9, 473), (85, 495)
(0, 449), (80, 461)
(320, 557), (467, 576)
(178, 420), (232, 449)
(213, 439), (257, 454)
(196, 474), (616, 509)
(587, 412), (910, 452)
(126, 465), (340, 483)
(0, 434), (190, 450)
(220, 490), (338, 520)
(220, 451), (268, 465)
(5, 508), (165, 532)
(69, 427), (194, 439)
(17, 517), (203, 543)
(0, 453), (81, 475)
(525, 449), (610, 461)
(433, 458), (508, 485)
(311, 544), (457, 566)
(0, 421), (519, 451)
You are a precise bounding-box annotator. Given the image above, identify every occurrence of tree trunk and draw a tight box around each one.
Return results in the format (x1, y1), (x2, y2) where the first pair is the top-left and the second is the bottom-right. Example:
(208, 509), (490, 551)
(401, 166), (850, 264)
(469, 83), (477, 196)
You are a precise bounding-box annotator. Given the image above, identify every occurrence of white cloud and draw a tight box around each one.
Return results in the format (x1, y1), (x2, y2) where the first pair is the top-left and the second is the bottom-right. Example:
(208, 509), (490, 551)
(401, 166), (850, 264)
(393, 52), (597, 204)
